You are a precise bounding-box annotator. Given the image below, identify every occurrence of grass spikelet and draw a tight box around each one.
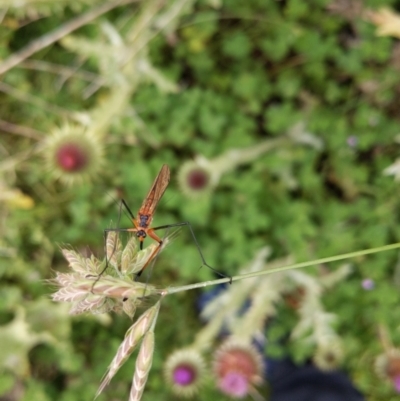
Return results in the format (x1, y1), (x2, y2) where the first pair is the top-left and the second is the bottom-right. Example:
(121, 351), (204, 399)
(133, 244), (159, 275)
(85, 254), (102, 275)
(89, 277), (159, 299)
(129, 331), (155, 401)
(121, 236), (138, 274)
(53, 272), (77, 287)
(123, 299), (137, 320)
(69, 294), (106, 315)
(51, 285), (88, 303)
(106, 231), (122, 270)
(54, 237), (168, 318)
(62, 249), (88, 274)
(96, 302), (160, 398)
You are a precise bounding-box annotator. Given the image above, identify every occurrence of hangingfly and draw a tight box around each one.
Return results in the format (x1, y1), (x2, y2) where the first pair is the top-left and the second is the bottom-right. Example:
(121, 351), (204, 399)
(121, 164), (170, 272)
(104, 164), (231, 280)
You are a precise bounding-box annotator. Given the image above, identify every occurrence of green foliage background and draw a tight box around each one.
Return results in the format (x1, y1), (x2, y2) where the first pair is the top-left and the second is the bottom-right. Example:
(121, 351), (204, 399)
(1, 0), (400, 400)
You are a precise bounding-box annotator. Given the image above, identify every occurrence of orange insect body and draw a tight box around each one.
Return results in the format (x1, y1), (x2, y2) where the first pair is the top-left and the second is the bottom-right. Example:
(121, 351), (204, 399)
(128, 164), (170, 250)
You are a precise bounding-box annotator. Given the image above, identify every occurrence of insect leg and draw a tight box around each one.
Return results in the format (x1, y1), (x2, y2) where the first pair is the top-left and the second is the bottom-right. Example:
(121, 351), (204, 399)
(135, 229), (163, 278)
(90, 227), (136, 293)
(93, 198), (137, 282)
(152, 222), (232, 283)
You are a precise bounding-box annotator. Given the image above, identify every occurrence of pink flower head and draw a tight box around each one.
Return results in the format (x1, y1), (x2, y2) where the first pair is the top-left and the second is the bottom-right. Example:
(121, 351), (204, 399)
(164, 348), (206, 397)
(219, 371), (248, 398)
(187, 168), (209, 190)
(44, 125), (103, 185)
(393, 374), (400, 392)
(56, 143), (88, 172)
(213, 339), (263, 398)
(173, 364), (196, 386)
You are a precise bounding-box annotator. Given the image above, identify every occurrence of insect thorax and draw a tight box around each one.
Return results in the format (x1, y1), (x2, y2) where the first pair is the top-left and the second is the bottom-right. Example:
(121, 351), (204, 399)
(138, 214), (150, 228)
(136, 229), (146, 238)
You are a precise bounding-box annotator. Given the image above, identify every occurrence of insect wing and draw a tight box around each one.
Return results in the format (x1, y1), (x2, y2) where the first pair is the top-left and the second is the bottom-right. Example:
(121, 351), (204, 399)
(139, 164), (170, 215)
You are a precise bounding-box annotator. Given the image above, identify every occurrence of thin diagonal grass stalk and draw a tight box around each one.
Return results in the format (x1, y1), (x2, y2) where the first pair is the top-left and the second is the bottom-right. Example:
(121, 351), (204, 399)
(164, 242), (400, 295)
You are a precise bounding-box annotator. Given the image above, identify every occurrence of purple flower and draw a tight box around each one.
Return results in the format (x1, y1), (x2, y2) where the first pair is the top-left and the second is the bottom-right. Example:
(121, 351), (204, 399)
(164, 348), (206, 397)
(393, 374), (400, 392)
(56, 143), (88, 172)
(347, 136), (358, 148)
(362, 279), (375, 290)
(219, 372), (248, 398)
(173, 365), (195, 386)
(44, 126), (103, 185)
(214, 338), (264, 398)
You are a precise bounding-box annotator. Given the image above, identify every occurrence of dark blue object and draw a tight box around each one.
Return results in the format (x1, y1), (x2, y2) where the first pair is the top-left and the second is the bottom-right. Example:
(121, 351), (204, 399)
(268, 359), (365, 401)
